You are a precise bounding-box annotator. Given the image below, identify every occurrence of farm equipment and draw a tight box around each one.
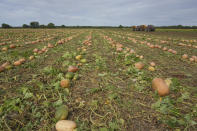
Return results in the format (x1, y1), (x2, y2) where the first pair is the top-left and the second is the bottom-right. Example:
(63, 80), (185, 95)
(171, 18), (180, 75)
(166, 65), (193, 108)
(132, 25), (155, 32)
(145, 25), (155, 32)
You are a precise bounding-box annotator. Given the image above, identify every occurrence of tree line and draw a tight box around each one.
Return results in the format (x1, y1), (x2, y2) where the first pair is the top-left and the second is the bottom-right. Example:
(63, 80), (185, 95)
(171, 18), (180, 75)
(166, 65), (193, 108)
(1, 22), (123, 29)
(1, 22), (197, 29)
(157, 25), (197, 29)
(1, 21), (64, 28)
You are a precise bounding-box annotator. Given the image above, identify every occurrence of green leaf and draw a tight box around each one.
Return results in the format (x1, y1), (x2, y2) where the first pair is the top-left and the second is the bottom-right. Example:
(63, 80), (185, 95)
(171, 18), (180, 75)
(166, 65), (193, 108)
(57, 73), (64, 80)
(181, 92), (190, 100)
(108, 93), (118, 100)
(190, 120), (197, 126)
(62, 52), (72, 58)
(177, 119), (185, 125)
(24, 92), (33, 99)
(53, 99), (63, 107)
(35, 112), (41, 118)
(98, 73), (107, 77)
(99, 127), (108, 131)
(53, 81), (60, 90)
(119, 118), (125, 125)
(109, 122), (119, 129)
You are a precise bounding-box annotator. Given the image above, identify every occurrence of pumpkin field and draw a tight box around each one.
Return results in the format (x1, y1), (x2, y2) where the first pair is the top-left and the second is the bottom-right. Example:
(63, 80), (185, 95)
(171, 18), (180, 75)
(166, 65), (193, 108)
(0, 28), (197, 130)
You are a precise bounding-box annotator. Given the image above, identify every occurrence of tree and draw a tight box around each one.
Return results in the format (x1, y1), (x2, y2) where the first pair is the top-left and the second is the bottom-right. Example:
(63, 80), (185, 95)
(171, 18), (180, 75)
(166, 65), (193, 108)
(177, 25), (183, 29)
(40, 24), (46, 28)
(30, 21), (39, 28)
(2, 23), (12, 28)
(47, 23), (55, 28)
(61, 25), (66, 28)
(119, 25), (123, 28)
(192, 26), (197, 29)
(22, 24), (29, 28)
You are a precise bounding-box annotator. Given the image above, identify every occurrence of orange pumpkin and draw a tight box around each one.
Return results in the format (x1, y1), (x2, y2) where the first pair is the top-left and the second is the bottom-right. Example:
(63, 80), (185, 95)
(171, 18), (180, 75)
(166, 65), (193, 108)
(0, 66), (5, 72)
(182, 54), (188, 59)
(68, 66), (79, 73)
(60, 79), (70, 88)
(134, 62), (144, 70)
(152, 78), (169, 97)
(9, 44), (16, 49)
(14, 61), (21, 66)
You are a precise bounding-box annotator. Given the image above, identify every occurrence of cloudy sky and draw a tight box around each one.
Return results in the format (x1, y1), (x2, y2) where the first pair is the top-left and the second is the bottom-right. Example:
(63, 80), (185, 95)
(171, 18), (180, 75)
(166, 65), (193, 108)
(0, 0), (197, 26)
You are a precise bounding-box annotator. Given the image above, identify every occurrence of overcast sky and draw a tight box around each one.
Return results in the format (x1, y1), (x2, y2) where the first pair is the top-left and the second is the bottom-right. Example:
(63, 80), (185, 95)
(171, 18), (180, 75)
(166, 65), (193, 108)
(0, 0), (197, 26)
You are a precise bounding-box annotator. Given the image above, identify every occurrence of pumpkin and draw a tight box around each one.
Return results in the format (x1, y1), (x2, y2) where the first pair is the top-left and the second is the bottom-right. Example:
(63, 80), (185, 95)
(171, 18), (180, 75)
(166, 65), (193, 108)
(182, 54), (188, 59)
(172, 50), (177, 54)
(68, 66), (79, 73)
(148, 66), (155, 71)
(116, 47), (123, 51)
(0, 66), (5, 72)
(149, 45), (155, 48)
(82, 48), (87, 52)
(162, 47), (167, 51)
(47, 43), (54, 48)
(60, 79), (70, 88)
(29, 56), (34, 60)
(116, 43), (123, 48)
(168, 49), (173, 53)
(14, 61), (21, 66)
(2, 62), (10, 68)
(9, 44), (16, 49)
(38, 50), (43, 54)
(33, 48), (38, 53)
(65, 72), (74, 80)
(56, 120), (77, 131)
(130, 49), (135, 54)
(19, 58), (26, 63)
(77, 63), (82, 66)
(134, 62), (144, 70)
(195, 58), (197, 63)
(73, 74), (80, 81)
(152, 78), (169, 96)
(2, 47), (8, 51)
(189, 58), (194, 62)
(192, 55), (197, 59)
(139, 55), (144, 59)
(80, 59), (87, 63)
(150, 62), (156, 66)
(155, 45), (159, 48)
(75, 55), (82, 60)
(77, 48), (80, 51)
(55, 105), (69, 120)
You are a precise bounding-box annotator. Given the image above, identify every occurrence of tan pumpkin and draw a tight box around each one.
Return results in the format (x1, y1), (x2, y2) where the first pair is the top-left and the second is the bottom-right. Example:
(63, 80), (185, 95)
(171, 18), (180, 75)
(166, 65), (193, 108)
(2, 47), (8, 51)
(56, 120), (77, 131)
(150, 62), (156, 67)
